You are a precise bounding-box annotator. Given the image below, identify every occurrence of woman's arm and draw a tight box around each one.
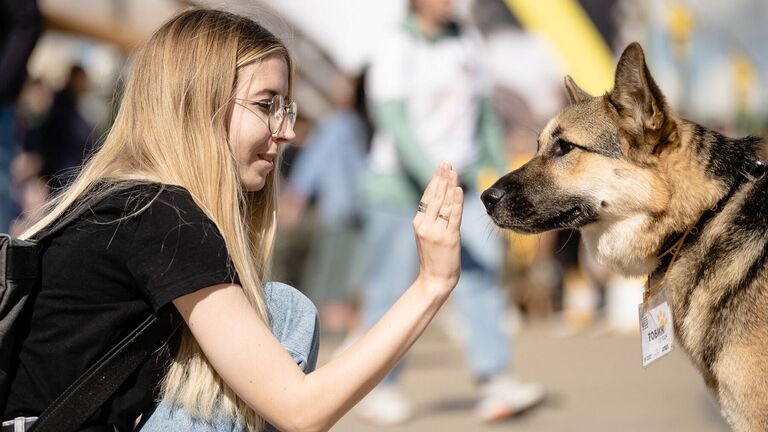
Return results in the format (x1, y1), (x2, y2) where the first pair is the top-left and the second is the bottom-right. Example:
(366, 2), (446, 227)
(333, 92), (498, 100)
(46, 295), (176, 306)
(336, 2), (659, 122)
(173, 163), (463, 432)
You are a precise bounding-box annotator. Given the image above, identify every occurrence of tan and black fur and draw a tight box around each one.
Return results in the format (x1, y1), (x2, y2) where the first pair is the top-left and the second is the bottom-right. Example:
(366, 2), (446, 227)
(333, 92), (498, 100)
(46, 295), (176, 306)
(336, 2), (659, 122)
(481, 42), (768, 431)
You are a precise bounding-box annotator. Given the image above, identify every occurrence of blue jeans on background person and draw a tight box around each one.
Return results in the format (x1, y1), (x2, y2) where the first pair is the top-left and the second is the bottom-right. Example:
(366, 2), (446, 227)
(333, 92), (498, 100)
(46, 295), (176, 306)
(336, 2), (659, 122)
(140, 282), (320, 432)
(362, 190), (509, 382)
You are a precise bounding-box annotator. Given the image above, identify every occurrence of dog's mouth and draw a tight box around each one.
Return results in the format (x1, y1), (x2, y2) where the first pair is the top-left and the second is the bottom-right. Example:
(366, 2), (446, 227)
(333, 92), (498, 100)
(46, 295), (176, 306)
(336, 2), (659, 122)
(492, 204), (598, 234)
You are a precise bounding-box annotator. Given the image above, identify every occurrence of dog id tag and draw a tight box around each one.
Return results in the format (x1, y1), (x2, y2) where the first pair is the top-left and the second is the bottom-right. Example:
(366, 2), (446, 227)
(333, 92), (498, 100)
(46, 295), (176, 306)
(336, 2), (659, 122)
(639, 285), (674, 367)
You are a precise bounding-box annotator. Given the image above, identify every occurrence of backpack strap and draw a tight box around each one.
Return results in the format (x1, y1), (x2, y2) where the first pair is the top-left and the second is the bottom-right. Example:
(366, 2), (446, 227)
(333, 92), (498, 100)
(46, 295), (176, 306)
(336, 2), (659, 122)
(29, 314), (182, 432)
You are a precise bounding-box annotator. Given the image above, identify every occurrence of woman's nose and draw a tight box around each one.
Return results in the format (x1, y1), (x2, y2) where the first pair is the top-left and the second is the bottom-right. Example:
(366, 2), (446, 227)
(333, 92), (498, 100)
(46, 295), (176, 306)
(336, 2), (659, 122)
(273, 119), (296, 143)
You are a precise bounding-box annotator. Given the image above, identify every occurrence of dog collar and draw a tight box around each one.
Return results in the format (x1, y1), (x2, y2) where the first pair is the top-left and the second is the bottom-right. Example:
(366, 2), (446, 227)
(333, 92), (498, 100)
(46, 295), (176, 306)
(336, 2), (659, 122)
(648, 158), (767, 296)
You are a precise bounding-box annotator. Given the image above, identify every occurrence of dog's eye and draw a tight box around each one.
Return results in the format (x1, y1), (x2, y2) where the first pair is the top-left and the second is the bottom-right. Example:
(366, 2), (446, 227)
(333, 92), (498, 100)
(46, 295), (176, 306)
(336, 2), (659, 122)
(554, 140), (574, 157)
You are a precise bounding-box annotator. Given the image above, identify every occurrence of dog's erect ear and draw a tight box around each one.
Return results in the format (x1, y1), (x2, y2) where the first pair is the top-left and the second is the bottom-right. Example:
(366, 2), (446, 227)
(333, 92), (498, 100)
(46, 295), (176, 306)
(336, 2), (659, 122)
(609, 42), (668, 132)
(564, 75), (591, 104)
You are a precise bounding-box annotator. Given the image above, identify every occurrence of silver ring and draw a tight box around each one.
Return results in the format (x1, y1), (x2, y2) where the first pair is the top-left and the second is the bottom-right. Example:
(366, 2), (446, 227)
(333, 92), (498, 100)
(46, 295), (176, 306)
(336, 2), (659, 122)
(418, 201), (428, 213)
(438, 214), (449, 221)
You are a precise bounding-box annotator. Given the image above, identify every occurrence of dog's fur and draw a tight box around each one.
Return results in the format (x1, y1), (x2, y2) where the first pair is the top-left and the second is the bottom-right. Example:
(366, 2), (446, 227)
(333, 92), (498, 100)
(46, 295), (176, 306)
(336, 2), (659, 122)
(482, 42), (768, 430)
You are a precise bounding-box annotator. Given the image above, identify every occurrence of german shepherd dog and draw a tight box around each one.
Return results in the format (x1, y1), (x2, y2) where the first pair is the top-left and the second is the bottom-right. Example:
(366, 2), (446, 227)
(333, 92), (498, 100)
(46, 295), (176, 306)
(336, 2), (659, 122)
(481, 42), (767, 431)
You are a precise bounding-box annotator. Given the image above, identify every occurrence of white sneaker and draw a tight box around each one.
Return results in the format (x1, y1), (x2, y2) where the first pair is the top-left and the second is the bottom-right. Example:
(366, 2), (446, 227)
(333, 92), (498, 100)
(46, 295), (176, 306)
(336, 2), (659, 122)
(356, 384), (413, 425)
(475, 376), (545, 421)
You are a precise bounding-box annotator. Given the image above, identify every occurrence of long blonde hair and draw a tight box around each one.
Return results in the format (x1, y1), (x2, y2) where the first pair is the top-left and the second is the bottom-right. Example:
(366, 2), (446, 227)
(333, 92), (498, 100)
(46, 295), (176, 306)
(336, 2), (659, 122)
(21, 8), (293, 430)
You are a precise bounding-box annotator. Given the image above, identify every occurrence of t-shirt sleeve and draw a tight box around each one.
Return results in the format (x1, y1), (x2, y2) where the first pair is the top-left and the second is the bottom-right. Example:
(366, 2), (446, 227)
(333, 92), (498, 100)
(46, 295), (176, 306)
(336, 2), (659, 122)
(126, 187), (239, 312)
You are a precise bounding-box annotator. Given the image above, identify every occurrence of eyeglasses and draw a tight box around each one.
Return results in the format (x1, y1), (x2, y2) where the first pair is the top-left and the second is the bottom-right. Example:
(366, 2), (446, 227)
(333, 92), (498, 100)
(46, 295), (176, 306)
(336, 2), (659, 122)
(233, 94), (298, 135)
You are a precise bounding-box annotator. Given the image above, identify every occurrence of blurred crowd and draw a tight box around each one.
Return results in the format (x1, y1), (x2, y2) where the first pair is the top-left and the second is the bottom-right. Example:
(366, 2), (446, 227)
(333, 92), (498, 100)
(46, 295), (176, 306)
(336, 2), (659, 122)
(2, 0), (768, 426)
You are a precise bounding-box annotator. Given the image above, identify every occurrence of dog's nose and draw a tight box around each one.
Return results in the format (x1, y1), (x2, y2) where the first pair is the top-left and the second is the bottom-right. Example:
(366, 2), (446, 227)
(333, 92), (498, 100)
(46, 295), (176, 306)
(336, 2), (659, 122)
(481, 187), (505, 213)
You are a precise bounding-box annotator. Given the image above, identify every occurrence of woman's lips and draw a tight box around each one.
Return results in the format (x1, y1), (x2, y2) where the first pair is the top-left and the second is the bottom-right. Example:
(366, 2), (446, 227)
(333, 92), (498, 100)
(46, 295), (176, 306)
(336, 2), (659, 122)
(257, 153), (276, 169)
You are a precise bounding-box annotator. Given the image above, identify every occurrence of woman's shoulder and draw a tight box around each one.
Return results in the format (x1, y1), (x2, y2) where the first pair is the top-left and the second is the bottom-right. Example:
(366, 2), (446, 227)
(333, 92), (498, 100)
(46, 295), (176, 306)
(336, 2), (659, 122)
(80, 181), (212, 230)
(101, 181), (198, 213)
(104, 181), (190, 203)
(92, 182), (236, 312)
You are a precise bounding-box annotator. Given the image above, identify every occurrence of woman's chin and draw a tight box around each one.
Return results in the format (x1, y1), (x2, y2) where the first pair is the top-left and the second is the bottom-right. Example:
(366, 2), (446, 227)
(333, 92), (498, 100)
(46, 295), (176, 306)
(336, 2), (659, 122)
(241, 176), (267, 192)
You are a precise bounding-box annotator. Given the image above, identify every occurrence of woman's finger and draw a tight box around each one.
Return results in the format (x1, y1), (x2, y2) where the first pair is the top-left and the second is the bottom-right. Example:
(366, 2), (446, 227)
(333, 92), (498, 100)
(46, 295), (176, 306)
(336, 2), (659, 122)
(421, 163), (444, 204)
(447, 185), (464, 231)
(437, 170), (458, 225)
(425, 163), (450, 221)
(414, 163), (445, 223)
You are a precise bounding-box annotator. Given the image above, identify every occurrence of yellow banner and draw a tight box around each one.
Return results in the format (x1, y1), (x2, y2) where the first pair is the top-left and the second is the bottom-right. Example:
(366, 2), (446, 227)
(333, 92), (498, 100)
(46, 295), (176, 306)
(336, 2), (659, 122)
(504, 0), (615, 95)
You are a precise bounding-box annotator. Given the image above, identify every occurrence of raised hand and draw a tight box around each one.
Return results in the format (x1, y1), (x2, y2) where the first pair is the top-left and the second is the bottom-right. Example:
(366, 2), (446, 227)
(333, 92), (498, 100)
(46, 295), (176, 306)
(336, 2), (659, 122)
(412, 162), (463, 294)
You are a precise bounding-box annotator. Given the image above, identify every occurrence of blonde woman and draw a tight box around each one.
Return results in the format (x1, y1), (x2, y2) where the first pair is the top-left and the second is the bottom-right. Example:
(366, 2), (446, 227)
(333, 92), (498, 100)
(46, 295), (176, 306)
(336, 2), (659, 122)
(2, 8), (465, 432)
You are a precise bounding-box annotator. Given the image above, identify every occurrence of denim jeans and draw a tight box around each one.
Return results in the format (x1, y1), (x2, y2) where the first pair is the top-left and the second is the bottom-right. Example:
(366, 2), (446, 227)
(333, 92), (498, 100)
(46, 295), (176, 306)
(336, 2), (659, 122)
(139, 282), (320, 431)
(362, 191), (509, 382)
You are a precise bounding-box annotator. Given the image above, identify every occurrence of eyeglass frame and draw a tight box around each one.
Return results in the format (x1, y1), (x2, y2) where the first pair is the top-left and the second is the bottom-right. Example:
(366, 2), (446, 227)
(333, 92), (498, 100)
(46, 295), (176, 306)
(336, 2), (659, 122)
(232, 94), (298, 135)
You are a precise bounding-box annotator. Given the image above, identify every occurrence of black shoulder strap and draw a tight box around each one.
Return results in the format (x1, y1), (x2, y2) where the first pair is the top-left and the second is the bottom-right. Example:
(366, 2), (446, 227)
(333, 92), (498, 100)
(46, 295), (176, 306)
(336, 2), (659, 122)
(30, 315), (181, 432)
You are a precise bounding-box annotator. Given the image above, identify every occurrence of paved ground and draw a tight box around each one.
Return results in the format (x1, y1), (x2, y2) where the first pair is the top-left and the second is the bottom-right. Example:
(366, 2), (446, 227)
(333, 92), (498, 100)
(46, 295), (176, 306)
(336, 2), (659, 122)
(319, 315), (731, 432)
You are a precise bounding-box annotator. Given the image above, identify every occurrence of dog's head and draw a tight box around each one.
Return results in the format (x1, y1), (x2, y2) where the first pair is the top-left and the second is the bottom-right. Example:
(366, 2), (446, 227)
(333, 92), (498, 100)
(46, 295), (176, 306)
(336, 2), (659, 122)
(482, 42), (681, 274)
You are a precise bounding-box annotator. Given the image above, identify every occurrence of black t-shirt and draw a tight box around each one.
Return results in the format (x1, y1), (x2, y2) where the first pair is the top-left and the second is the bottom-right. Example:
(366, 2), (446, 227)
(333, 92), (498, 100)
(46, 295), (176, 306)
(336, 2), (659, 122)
(4, 183), (239, 429)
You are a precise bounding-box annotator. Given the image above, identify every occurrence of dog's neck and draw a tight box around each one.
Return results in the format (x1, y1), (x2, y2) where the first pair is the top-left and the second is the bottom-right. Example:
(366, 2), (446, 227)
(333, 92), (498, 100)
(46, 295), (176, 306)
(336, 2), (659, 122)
(661, 121), (763, 227)
(652, 160), (764, 278)
(653, 125), (768, 268)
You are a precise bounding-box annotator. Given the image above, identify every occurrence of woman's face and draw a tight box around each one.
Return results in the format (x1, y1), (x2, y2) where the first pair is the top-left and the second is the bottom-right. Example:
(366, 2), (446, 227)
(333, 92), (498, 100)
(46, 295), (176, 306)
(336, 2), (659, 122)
(413, 0), (453, 25)
(228, 55), (295, 192)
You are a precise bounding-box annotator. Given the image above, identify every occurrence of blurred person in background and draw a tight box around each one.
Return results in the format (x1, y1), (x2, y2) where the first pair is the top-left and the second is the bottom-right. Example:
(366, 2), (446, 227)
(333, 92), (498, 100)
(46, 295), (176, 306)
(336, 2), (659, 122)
(10, 66), (96, 235)
(271, 115), (315, 290)
(490, 86), (560, 323)
(279, 73), (370, 335)
(35, 65), (96, 189)
(472, 1), (568, 326)
(9, 78), (53, 235)
(357, 0), (545, 424)
(5, 8), (467, 432)
(0, 0), (43, 232)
